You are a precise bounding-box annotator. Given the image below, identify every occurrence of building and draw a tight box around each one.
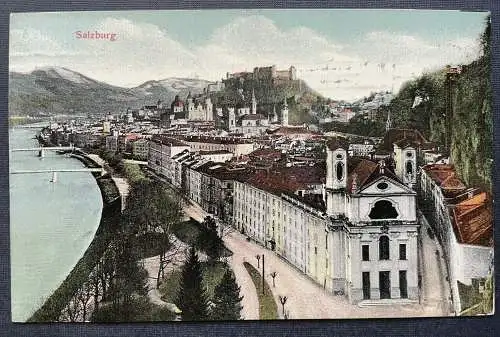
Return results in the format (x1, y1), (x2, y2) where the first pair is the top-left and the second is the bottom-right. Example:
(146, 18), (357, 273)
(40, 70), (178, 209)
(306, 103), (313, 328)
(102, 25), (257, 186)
(131, 138), (149, 160)
(148, 136), (190, 181)
(348, 139), (375, 158)
(419, 164), (493, 314)
(324, 138), (419, 302)
(197, 150), (233, 163)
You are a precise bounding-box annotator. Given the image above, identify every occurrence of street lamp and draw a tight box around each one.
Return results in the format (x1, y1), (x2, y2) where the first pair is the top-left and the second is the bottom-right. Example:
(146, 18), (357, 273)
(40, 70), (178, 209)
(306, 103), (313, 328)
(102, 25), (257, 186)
(255, 254), (260, 268)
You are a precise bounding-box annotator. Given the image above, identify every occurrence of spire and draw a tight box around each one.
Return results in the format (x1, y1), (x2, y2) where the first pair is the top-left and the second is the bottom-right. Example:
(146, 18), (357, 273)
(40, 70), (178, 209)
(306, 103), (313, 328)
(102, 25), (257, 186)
(251, 88), (257, 114)
(385, 109), (392, 131)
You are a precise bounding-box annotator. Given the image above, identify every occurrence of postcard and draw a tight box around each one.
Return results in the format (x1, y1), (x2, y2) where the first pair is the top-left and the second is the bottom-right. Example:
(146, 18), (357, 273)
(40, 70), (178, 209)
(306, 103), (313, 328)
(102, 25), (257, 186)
(8, 9), (493, 322)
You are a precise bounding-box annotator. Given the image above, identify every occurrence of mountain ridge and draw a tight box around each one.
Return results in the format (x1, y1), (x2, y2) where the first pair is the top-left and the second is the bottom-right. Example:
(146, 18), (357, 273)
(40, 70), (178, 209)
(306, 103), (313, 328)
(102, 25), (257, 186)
(8, 67), (213, 116)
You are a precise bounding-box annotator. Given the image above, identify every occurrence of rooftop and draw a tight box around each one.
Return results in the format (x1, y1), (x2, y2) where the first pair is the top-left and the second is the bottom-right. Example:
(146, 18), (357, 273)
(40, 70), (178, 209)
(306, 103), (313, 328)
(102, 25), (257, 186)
(177, 135), (254, 145)
(198, 150), (233, 155)
(151, 135), (189, 147)
(244, 164), (325, 196)
(379, 128), (429, 151)
(422, 164), (467, 196)
(451, 192), (492, 247)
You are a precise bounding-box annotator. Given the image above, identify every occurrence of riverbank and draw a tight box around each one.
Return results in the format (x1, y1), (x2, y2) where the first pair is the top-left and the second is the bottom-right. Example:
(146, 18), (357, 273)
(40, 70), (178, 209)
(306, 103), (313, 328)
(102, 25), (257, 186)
(27, 153), (121, 322)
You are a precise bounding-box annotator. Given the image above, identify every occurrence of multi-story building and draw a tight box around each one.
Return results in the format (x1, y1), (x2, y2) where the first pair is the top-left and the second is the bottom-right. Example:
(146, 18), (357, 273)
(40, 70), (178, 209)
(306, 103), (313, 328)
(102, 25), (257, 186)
(131, 138), (149, 160)
(148, 136), (190, 181)
(419, 164), (493, 314)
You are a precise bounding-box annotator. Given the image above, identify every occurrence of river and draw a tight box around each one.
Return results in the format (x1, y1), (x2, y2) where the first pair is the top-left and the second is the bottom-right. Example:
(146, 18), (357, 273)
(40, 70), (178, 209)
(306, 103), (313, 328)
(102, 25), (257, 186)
(9, 126), (103, 322)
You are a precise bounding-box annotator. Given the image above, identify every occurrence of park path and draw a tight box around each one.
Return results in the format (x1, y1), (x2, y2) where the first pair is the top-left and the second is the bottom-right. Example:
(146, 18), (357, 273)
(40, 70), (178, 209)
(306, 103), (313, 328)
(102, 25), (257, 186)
(141, 235), (191, 315)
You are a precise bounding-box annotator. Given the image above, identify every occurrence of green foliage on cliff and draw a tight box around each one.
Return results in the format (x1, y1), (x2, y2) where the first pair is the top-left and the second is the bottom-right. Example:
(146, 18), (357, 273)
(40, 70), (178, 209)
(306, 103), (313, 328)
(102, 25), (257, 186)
(381, 16), (492, 190)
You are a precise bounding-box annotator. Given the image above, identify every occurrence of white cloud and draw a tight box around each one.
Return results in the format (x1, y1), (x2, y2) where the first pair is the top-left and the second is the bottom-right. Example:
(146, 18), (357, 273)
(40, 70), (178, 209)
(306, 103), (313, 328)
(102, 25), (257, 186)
(9, 15), (483, 101)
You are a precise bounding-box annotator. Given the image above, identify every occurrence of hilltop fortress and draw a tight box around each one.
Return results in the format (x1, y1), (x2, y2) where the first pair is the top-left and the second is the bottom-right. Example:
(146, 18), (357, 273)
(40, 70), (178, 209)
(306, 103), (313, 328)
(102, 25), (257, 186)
(225, 65), (297, 86)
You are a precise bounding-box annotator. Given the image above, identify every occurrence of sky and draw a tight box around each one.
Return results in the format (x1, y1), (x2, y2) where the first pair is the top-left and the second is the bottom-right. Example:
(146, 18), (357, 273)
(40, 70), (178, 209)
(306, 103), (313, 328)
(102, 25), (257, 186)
(9, 9), (489, 101)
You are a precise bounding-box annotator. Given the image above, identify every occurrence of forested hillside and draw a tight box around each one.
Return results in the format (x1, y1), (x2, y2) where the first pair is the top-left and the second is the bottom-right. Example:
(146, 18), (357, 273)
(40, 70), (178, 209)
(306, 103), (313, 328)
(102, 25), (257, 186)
(367, 16), (492, 190)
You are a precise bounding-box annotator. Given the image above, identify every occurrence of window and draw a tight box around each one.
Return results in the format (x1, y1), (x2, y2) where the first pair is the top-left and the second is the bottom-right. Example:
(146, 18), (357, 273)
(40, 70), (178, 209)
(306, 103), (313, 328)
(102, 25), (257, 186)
(376, 182), (388, 190)
(399, 244), (407, 260)
(405, 161), (414, 175)
(369, 200), (398, 219)
(379, 235), (390, 260)
(362, 245), (370, 261)
(335, 161), (344, 181)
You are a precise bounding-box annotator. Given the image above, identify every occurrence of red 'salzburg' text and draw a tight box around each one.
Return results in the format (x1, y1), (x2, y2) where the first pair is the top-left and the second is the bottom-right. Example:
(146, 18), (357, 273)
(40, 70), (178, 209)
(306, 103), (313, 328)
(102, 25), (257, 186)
(75, 31), (117, 41)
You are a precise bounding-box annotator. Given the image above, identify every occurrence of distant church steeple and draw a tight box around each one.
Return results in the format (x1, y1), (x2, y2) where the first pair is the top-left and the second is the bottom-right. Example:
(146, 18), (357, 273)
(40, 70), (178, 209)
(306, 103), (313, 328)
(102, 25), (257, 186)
(386, 109), (392, 131)
(281, 97), (289, 126)
(251, 89), (257, 114)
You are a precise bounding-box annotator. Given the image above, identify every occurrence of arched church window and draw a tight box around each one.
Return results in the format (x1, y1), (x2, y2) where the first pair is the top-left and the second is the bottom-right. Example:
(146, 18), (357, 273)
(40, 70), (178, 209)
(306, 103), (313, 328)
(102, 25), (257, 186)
(336, 162), (344, 181)
(369, 200), (398, 219)
(405, 161), (414, 175)
(379, 235), (390, 260)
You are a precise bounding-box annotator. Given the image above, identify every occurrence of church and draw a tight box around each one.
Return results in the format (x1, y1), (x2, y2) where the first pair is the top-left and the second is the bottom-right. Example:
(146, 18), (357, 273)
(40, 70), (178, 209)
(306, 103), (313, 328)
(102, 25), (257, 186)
(227, 90), (289, 135)
(233, 135), (420, 304)
(324, 137), (419, 302)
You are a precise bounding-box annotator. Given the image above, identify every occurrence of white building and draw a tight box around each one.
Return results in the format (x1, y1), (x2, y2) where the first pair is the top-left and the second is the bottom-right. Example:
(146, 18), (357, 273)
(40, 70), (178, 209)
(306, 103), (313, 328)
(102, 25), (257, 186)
(419, 164), (493, 314)
(148, 136), (190, 181)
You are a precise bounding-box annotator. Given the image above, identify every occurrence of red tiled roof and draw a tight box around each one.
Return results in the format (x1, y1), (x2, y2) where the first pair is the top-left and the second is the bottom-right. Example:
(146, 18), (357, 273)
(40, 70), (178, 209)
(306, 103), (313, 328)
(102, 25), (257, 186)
(245, 164), (325, 196)
(380, 128), (428, 151)
(422, 164), (467, 194)
(346, 158), (379, 192)
(451, 192), (492, 246)
(151, 135), (189, 147)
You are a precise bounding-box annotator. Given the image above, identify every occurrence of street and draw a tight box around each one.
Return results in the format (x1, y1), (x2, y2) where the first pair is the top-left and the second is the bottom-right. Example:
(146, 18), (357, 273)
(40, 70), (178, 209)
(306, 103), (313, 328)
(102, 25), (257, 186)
(418, 211), (452, 316)
(183, 201), (449, 319)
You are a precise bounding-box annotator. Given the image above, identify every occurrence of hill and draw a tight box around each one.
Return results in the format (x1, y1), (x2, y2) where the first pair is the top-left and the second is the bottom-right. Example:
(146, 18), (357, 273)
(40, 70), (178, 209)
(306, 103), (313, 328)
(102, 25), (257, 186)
(211, 75), (322, 125)
(8, 67), (211, 116)
(378, 16), (492, 190)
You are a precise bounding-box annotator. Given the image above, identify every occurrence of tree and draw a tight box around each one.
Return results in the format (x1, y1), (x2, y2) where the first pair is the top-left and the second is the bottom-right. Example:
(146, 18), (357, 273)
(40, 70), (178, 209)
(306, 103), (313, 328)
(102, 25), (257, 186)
(123, 180), (183, 287)
(197, 216), (224, 262)
(176, 247), (209, 321)
(270, 271), (277, 287)
(209, 269), (243, 320)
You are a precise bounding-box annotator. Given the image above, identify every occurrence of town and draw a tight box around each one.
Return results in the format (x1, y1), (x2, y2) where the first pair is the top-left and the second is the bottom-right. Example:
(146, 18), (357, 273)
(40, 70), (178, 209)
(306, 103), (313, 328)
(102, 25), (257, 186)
(32, 63), (493, 320)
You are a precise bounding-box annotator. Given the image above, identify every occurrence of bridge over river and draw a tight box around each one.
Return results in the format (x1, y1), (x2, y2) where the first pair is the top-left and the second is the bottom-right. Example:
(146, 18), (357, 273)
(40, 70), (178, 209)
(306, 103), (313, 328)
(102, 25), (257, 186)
(10, 168), (105, 182)
(10, 146), (81, 158)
